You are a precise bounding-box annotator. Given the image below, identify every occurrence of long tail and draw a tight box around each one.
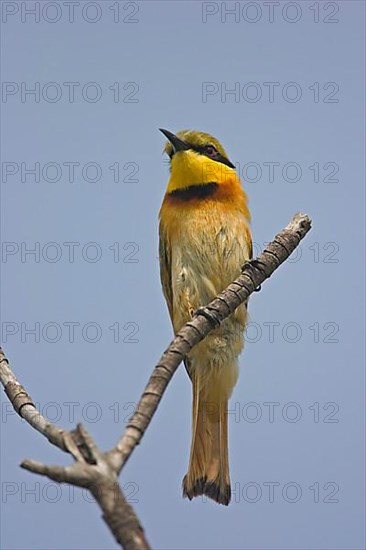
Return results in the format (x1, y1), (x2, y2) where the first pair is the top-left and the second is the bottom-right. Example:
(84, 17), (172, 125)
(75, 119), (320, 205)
(182, 371), (231, 505)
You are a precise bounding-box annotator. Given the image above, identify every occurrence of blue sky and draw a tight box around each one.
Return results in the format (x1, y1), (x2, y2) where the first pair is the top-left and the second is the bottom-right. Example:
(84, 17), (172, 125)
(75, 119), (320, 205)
(1, 1), (365, 549)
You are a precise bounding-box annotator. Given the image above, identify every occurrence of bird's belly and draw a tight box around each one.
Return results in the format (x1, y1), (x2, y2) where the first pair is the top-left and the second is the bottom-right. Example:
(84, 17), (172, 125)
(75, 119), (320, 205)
(171, 213), (249, 324)
(170, 212), (250, 384)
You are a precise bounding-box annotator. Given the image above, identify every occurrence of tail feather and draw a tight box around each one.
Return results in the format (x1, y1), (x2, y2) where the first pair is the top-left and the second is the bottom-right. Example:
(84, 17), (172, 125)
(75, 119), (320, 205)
(183, 373), (231, 505)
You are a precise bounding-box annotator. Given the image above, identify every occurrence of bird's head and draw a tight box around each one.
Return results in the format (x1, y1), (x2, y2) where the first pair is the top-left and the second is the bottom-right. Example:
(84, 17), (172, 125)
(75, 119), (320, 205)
(160, 129), (238, 195)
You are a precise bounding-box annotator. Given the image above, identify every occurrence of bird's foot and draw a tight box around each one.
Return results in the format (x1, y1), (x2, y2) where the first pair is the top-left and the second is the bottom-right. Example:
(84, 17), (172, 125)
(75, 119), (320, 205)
(194, 306), (220, 327)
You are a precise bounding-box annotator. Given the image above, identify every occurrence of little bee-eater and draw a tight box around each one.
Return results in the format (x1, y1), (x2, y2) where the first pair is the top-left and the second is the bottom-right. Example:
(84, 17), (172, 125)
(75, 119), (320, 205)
(159, 129), (252, 505)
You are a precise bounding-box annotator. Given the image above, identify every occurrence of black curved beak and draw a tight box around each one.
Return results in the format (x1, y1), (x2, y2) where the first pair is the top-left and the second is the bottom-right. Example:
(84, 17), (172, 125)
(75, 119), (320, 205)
(159, 128), (190, 153)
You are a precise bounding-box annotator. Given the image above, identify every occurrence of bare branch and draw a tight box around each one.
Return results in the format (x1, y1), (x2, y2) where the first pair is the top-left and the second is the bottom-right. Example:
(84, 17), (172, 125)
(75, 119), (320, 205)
(0, 354), (73, 451)
(91, 479), (149, 550)
(21, 447), (149, 549)
(0, 353), (150, 549)
(109, 212), (312, 472)
(0, 212), (311, 549)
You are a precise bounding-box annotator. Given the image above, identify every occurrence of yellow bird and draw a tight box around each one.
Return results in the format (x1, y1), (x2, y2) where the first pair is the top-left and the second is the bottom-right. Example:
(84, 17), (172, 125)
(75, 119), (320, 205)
(158, 129), (252, 505)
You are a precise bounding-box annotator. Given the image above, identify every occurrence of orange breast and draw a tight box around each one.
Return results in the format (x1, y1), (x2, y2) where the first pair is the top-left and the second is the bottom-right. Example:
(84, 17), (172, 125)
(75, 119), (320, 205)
(160, 174), (250, 240)
(159, 175), (251, 333)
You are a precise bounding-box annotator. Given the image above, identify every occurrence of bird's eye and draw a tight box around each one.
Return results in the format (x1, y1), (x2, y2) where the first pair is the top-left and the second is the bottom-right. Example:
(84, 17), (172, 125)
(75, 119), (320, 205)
(205, 145), (217, 157)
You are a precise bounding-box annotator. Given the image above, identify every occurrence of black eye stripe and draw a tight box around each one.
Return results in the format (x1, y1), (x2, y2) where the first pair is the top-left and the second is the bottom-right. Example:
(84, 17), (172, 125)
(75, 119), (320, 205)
(167, 140), (235, 169)
(191, 144), (214, 155)
(189, 144), (235, 169)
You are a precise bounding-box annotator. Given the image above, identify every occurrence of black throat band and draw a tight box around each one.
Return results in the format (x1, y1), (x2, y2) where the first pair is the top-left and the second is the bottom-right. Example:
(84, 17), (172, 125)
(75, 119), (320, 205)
(168, 182), (218, 201)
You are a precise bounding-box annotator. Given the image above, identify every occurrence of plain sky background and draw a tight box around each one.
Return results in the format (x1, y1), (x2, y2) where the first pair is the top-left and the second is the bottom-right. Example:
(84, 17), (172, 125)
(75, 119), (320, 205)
(1, 1), (365, 549)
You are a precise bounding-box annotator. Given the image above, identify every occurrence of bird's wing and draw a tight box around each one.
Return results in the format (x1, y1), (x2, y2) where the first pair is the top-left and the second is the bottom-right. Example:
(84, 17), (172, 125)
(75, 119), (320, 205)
(242, 221), (253, 260)
(158, 222), (174, 322)
(159, 221), (193, 379)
